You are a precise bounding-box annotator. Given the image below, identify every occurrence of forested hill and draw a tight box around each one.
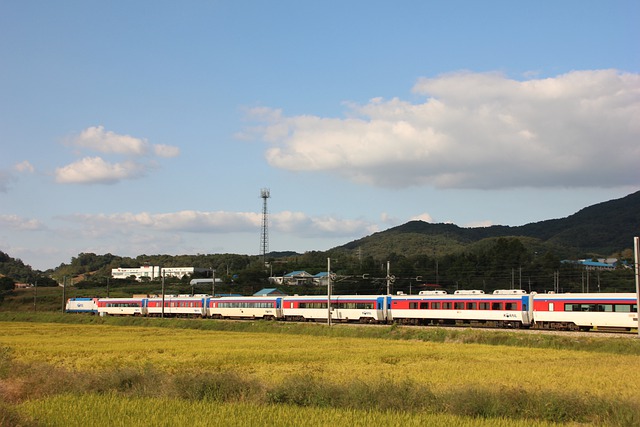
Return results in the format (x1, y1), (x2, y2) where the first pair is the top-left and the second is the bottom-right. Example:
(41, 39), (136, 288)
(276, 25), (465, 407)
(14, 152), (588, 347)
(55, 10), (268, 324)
(339, 190), (640, 258)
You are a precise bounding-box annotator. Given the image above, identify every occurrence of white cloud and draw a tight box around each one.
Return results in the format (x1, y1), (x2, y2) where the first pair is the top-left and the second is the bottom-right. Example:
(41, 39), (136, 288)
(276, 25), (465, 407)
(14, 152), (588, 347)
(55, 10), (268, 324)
(0, 214), (45, 231)
(57, 126), (180, 184)
(250, 69), (640, 189)
(55, 126), (180, 184)
(55, 157), (147, 184)
(14, 160), (34, 173)
(153, 144), (180, 158)
(68, 126), (151, 156)
(64, 209), (377, 239)
(411, 212), (433, 222)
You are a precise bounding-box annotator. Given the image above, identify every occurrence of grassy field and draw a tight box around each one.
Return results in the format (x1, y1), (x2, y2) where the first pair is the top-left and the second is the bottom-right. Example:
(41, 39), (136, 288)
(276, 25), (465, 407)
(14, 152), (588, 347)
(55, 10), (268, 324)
(1, 314), (639, 426)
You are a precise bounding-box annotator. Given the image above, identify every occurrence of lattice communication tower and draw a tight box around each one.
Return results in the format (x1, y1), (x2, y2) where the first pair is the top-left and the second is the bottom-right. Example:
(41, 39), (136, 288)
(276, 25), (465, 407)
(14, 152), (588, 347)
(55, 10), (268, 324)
(260, 188), (270, 263)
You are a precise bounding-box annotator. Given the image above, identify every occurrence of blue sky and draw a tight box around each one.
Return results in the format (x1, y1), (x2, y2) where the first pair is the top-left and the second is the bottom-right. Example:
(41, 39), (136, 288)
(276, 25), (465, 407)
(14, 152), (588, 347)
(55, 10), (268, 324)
(1, 1), (638, 270)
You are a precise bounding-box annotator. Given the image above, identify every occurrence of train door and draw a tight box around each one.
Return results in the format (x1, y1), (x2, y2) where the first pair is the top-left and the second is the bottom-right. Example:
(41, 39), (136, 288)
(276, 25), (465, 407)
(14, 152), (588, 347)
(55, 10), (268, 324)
(521, 295), (532, 326)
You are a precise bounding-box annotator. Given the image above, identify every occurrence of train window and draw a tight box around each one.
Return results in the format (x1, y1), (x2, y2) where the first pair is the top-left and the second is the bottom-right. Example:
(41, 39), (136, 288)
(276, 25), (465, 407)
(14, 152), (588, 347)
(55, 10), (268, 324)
(479, 302), (490, 310)
(299, 302), (328, 309)
(431, 302), (440, 309)
(409, 302), (418, 309)
(505, 303), (517, 310)
(598, 304), (613, 312)
(443, 302), (452, 309)
(566, 304), (598, 312)
(419, 302), (429, 309)
(466, 302), (477, 310)
(454, 302), (464, 309)
(491, 302), (502, 310)
(614, 304), (632, 313)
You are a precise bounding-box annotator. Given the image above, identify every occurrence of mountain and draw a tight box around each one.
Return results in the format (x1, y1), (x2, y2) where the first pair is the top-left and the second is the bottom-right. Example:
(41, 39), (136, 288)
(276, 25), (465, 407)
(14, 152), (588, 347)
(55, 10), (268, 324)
(338, 190), (640, 259)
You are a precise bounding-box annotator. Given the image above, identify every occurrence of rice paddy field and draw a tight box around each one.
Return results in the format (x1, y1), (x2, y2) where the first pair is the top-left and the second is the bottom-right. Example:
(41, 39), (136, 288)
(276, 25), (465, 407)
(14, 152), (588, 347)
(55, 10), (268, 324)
(1, 313), (639, 426)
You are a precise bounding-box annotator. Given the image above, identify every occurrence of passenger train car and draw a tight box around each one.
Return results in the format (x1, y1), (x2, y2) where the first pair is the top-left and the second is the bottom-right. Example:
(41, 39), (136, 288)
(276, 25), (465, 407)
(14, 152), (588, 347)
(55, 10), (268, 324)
(96, 297), (145, 316)
(66, 291), (638, 332)
(208, 296), (282, 320)
(282, 295), (386, 323)
(389, 289), (533, 328)
(146, 295), (208, 317)
(532, 292), (638, 331)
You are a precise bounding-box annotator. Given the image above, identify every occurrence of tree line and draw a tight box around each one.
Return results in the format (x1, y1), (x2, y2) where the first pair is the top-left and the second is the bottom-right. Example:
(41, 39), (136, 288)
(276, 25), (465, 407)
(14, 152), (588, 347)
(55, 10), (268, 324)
(1, 237), (636, 295)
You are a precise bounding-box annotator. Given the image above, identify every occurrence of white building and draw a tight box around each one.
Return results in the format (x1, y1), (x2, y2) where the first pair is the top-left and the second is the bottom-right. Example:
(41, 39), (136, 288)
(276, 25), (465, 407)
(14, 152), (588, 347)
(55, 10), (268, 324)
(161, 267), (210, 279)
(111, 266), (161, 281)
(112, 266), (211, 282)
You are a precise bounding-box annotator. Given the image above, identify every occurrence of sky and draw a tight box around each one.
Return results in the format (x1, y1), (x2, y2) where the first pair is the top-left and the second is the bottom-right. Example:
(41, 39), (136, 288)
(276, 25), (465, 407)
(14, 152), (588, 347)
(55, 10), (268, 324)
(1, 1), (639, 271)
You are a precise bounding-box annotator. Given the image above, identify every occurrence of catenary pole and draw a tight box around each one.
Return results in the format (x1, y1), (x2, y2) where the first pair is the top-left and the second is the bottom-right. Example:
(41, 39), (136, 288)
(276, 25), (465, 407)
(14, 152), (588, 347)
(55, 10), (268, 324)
(634, 237), (639, 338)
(161, 272), (165, 319)
(327, 258), (332, 326)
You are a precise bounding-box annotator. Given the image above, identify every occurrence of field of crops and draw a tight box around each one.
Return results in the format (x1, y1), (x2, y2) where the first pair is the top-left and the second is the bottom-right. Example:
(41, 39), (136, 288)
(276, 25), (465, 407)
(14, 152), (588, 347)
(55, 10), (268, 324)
(1, 315), (639, 426)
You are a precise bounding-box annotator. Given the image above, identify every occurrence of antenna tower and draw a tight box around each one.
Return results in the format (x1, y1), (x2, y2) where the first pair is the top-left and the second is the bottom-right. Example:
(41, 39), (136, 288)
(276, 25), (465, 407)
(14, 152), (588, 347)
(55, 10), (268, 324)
(260, 188), (270, 263)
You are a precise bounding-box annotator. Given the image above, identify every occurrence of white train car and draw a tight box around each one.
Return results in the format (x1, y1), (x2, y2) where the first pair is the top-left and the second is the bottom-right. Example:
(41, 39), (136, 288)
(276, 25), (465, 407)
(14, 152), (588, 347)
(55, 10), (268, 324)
(65, 297), (99, 314)
(146, 295), (208, 318)
(207, 296), (283, 320)
(532, 293), (638, 331)
(97, 297), (146, 316)
(389, 290), (533, 328)
(282, 295), (388, 323)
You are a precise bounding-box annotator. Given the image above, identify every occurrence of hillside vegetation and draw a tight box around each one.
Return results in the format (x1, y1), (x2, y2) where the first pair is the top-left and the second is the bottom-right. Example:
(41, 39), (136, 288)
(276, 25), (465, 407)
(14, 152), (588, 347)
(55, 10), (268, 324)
(340, 190), (640, 260)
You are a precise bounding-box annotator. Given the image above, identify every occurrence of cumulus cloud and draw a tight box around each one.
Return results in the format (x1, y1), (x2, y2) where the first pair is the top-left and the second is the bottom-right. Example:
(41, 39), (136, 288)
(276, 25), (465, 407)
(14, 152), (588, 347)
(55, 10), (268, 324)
(67, 126), (148, 156)
(0, 214), (45, 231)
(250, 69), (640, 189)
(57, 126), (180, 184)
(55, 157), (147, 184)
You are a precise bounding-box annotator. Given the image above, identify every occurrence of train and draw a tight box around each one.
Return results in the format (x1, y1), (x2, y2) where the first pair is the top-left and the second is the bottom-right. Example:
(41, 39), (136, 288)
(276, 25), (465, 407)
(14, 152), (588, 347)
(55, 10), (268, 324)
(65, 290), (639, 332)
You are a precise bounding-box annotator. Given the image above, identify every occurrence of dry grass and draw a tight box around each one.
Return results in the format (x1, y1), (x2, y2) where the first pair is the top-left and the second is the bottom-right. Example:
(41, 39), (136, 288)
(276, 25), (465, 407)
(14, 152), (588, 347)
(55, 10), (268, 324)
(1, 321), (639, 425)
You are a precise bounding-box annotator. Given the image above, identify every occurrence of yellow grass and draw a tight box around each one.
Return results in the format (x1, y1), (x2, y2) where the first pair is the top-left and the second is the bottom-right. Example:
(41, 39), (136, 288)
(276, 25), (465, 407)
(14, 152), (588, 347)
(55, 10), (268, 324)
(2, 321), (639, 402)
(18, 393), (565, 427)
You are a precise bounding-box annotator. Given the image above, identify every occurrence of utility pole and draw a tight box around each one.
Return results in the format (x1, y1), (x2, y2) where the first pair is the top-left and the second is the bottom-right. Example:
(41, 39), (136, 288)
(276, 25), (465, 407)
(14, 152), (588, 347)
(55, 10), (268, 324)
(161, 272), (165, 319)
(327, 258), (332, 326)
(386, 261), (392, 295)
(62, 276), (66, 313)
(634, 237), (639, 338)
(211, 269), (216, 297)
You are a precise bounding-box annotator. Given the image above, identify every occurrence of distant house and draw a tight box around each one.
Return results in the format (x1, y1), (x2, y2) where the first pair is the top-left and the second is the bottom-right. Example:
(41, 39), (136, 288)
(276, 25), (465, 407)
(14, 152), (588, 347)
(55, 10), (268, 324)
(561, 259), (618, 271)
(269, 270), (314, 286)
(253, 288), (287, 297)
(580, 260), (616, 271)
(313, 271), (331, 287)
